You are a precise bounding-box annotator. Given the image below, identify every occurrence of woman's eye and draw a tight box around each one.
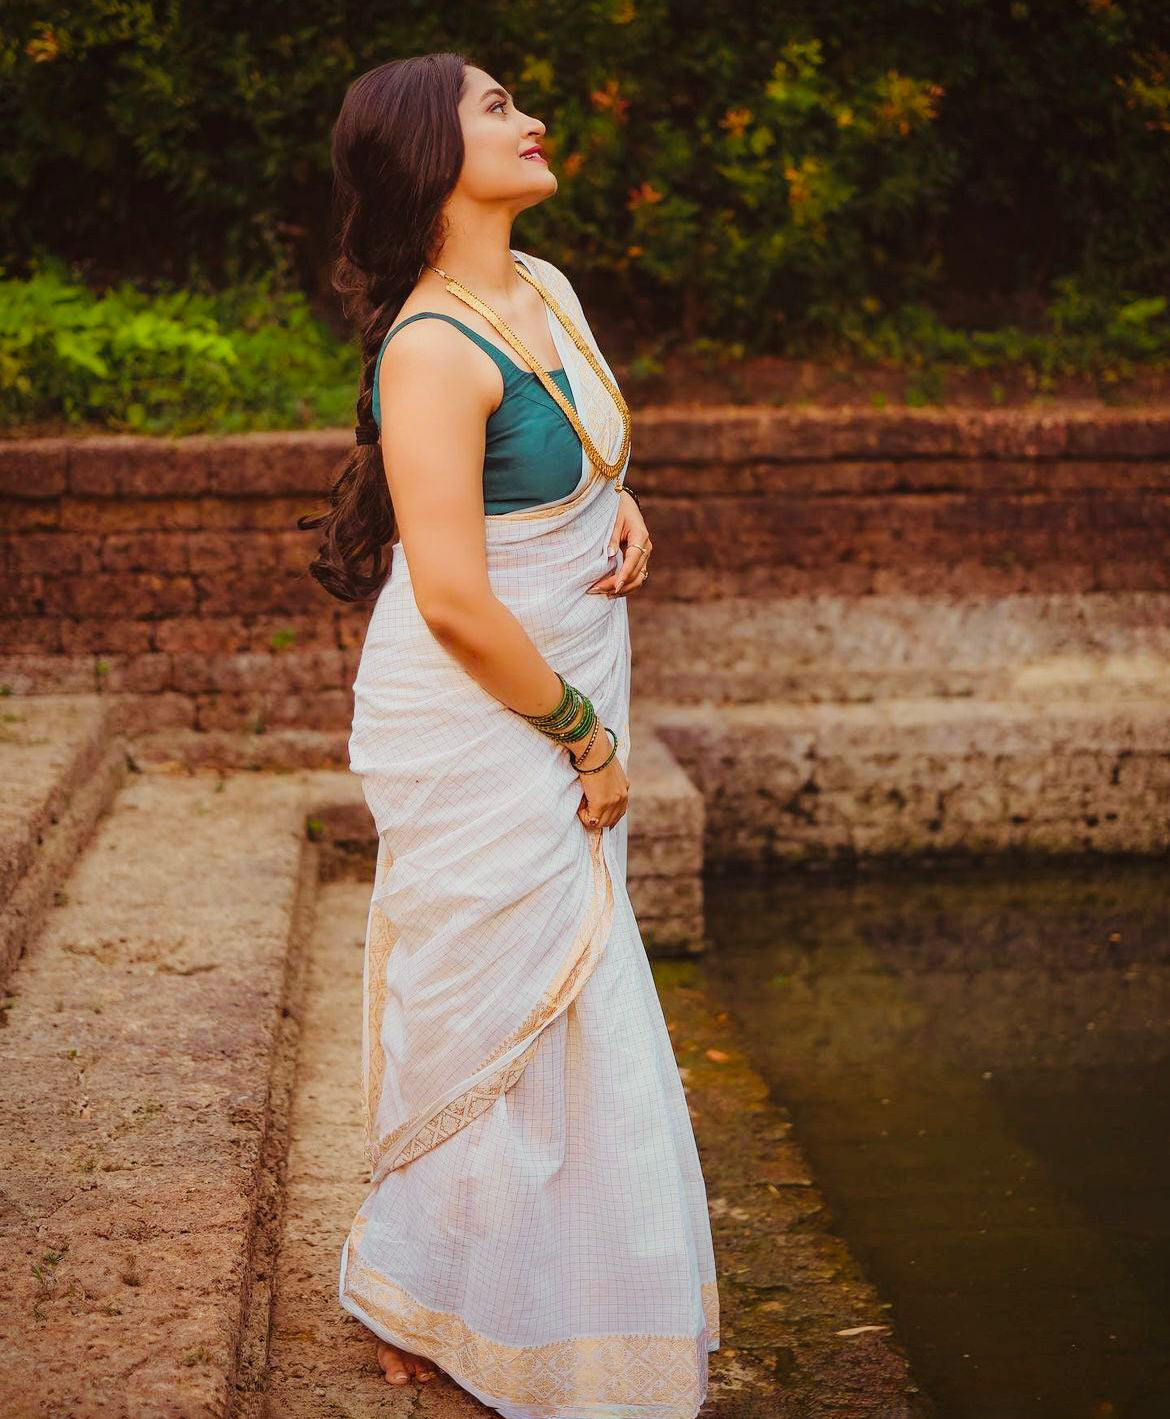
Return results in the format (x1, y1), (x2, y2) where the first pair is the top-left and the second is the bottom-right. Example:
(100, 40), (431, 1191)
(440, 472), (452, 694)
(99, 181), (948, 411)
(491, 99), (507, 113)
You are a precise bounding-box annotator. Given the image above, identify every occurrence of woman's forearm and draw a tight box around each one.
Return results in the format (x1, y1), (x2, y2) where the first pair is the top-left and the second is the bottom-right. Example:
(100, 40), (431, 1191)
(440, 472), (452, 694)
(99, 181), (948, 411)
(424, 594), (608, 760)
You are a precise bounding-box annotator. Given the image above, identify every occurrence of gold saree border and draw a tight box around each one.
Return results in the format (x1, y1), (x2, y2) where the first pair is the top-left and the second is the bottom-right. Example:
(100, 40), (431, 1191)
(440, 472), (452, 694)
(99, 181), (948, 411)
(341, 1230), (718, 1418)
(486, 251), (626, 525)
(362, 835), (397, 1143)
(366, 823), (616, 1180)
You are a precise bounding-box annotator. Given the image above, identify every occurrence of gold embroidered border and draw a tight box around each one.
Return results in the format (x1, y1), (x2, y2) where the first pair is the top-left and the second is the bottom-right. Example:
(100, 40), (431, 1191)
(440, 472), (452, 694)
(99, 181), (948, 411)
(488, 251), (625, 525)
(341, 1237), (717, 1417)
(363, 836), (398, 1140)
(366, 823), (615, 1180)
(701, 1276), (720, 1347)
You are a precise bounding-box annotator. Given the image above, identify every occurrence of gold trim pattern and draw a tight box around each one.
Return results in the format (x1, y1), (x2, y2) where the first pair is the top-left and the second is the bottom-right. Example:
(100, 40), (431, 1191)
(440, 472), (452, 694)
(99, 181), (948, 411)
(341, 1235), (718, 1417)
(702, 1277), (720, 1346)
(428, 257), (632, 481)
(366, 825), (616, 1180)
(362, 838), (398, 1139)
(487, 252), (626, 523)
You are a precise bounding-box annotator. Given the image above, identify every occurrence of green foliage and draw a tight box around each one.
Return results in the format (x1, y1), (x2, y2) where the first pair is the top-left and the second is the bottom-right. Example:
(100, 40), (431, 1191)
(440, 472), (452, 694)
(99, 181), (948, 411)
(2, 1), (1169, 419)
(4, 1), (1170, 354)
(839, 277), (1170, 389)
(0, 259), (357, 432)
(2, 258), (1166, 432)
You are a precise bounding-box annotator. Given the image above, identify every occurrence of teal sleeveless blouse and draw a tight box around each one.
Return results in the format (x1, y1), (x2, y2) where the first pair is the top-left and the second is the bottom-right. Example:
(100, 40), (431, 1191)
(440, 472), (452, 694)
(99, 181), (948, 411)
(371, 311), (583, 515)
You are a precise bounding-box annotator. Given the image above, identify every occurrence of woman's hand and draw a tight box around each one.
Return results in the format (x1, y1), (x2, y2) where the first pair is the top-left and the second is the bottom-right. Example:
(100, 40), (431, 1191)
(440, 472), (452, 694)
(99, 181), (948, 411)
(586, 490), (652, 597)
(572, 725), (629, 830)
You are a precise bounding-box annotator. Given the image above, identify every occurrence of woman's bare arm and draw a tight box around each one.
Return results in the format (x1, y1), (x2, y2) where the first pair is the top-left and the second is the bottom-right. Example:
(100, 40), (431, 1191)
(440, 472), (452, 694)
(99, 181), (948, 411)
(377, 322), (610, 769)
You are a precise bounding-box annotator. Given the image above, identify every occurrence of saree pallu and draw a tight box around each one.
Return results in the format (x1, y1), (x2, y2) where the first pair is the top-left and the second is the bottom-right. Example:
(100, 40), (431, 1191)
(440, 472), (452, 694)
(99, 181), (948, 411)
(339, 250), (719, 1419)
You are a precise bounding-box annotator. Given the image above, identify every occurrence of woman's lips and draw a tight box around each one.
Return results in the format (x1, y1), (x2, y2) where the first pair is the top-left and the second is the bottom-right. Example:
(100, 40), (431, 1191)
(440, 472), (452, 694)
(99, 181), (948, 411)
(521, 152), (547, 163)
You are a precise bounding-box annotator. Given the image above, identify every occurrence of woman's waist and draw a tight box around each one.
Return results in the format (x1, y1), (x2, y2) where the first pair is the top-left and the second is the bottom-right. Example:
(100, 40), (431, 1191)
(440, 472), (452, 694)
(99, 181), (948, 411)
(379, 533), (616, 619)
(360, 553), (622, 676)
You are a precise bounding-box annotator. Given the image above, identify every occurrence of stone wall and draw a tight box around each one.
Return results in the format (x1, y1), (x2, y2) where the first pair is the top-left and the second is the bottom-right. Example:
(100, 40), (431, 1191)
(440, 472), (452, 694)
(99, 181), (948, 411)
(4, 410), (1168, 735)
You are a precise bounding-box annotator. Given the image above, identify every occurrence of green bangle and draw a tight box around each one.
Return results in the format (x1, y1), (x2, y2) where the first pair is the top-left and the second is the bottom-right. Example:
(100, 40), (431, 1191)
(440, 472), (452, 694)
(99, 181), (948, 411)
(519, 672), (572, 726)
(545, 698), (596, 745)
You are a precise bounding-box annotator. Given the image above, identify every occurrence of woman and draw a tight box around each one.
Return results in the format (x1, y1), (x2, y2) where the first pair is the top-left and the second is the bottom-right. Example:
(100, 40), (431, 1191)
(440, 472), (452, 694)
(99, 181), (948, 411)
(300, 52), (719, 1418)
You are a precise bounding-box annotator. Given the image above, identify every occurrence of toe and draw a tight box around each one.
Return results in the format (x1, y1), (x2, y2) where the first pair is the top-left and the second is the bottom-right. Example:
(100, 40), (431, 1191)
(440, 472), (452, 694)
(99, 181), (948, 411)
(376, 1342), (410, 1385)
(405, 1349), (437, 1382)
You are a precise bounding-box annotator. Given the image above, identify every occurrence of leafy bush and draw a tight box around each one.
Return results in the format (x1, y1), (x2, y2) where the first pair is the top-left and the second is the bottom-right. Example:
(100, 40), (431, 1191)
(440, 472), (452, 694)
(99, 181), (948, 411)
(0, 259), (356, 433)
(839, 277), (1170, 387)
(2, 257), (1167, 433)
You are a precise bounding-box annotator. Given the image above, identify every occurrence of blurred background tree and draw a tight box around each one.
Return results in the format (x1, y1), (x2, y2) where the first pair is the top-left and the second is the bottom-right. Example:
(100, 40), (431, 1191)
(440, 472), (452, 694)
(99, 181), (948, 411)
(2, 0), (1168, 428)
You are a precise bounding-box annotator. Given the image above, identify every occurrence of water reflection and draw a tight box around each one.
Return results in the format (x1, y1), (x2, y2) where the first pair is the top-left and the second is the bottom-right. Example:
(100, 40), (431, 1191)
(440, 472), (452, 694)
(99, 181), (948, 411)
(701, 858), (1170, 1419)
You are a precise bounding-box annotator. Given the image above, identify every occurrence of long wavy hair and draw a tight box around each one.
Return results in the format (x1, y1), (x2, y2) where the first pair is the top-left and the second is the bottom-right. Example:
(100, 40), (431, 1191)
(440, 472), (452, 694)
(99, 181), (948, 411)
(298, 52), (471, 602)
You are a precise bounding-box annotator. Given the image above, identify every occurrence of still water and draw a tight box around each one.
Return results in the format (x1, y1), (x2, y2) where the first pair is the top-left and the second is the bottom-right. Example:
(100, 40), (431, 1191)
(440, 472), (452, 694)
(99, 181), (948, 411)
(700, 857), (1170, 1419)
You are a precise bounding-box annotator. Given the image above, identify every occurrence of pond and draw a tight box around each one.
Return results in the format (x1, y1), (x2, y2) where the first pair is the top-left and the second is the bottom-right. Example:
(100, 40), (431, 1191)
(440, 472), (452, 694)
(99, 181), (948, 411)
(700, 857), (1170, 1419)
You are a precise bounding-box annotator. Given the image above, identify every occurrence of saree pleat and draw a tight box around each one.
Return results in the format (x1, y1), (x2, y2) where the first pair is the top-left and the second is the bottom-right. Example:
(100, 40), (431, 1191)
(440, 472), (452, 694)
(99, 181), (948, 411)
(340, 249), (719, 1419)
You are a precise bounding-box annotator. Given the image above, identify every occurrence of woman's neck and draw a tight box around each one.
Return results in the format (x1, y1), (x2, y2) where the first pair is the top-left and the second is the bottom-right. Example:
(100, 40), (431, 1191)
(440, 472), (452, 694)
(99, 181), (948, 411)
(427, 222), (523, 306)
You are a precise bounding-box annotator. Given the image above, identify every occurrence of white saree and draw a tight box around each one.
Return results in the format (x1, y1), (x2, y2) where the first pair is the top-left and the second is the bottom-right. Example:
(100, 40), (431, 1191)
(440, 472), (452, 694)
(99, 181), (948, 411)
(339, 248), (720, 1418)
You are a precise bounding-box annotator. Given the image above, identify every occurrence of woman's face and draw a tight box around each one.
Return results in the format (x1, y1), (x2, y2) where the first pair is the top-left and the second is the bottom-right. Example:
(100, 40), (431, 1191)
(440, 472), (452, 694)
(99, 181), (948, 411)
(456, 66), (555, 209)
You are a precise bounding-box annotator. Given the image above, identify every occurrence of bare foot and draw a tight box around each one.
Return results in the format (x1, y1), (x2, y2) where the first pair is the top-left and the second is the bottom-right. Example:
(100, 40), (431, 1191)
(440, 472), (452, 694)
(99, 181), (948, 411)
(375, 1337), (439, 1385)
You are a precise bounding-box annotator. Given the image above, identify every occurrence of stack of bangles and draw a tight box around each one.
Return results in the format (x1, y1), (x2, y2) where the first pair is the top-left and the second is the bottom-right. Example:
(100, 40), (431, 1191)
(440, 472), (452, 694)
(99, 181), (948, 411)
(517, 672), (617, 774)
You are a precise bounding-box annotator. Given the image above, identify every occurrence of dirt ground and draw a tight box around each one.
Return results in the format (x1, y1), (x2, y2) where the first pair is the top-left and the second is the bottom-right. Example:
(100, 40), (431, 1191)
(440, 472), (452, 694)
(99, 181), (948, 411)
(619, 350), (1170, 412)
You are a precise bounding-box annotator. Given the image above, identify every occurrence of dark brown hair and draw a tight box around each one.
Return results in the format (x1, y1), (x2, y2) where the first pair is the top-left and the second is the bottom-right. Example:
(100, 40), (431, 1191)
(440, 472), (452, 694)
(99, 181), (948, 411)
(298, 52), (470, 602)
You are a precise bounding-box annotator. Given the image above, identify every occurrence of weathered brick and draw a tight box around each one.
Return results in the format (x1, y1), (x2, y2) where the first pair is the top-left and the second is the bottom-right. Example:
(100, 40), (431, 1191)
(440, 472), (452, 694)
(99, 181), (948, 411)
(98, 653), (174, 693)
(1094, 559), (1170, 591)
(185, 529), (315, 575)
(6, 532), (102, 577)
(202, 430), (346, 496)
(246, 614), (339, 652)
(65, 573), (198, 619)
(0, 499), (61, 530)
(172, 652), (260, 695)
(262, 688), (354, 730)
(194, 571), (323, 617)
(337, 605), (373, 648)
(99, 531), (190, 574)
(265, 529), (320, 572)
(0, 574), (74, 617)
(199, 496), (312, 531)
(186, 532), (241, 575)
(0, 440), (68, 497)
(109, 691), (198, 734)
(171, 647), (348, 696)
(68, 434), (201, 497)
(0, 654), (95, 693)
(61, 618), (155, 654)
(59, 498), (202, 533)
(193, 687), (352, 733)
(154, 617), (251, 654)
(0, 616), (64, 653)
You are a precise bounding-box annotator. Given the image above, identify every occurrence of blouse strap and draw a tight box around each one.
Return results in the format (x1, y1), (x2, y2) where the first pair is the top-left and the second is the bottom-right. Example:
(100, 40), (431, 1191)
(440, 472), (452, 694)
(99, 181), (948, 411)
(372, 311), (538, 425)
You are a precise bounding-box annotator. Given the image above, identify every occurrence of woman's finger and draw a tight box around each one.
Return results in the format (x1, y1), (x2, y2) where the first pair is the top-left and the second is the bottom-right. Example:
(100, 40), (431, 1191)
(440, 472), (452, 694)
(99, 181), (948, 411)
(612, 558), (650, 596)
(613, 543), (649, 593)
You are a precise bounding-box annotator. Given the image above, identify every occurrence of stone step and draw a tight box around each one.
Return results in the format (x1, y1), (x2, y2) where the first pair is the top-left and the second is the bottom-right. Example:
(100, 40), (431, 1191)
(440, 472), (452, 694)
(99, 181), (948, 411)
(0, 763), (360, 1419)
(629, 593), (1170, 705)
(627, 711), (705, 954)
(0, 694), (126, 986)
(259, 876), (386, 1417)
(645, 694), (1170, 865)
